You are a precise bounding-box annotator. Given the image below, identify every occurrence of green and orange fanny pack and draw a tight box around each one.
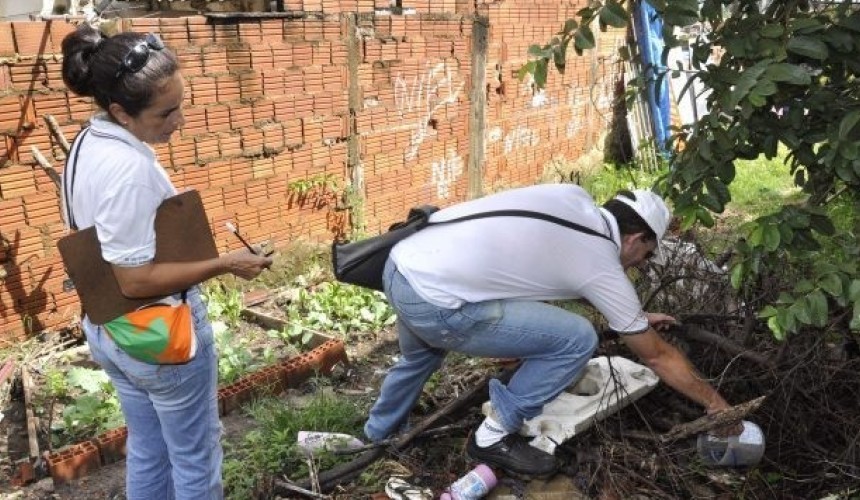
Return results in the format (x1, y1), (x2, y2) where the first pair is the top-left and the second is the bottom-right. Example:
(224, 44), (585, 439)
(102, 291), (197, 365)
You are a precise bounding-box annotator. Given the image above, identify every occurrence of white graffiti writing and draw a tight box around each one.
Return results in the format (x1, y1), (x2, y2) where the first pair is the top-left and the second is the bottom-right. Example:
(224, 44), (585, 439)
(431, 151), (463, 199)
(394, 62), (464, 160)
(503, 126), (540, 154)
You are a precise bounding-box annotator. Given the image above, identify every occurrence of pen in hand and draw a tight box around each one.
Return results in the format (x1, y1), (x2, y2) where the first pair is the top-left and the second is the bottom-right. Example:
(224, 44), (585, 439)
(225, 222), (258, 255)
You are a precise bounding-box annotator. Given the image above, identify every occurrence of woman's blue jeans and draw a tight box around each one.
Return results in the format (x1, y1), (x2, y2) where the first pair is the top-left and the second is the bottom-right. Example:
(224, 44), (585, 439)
(83, 288), (222, 500)
(364, 258), (598, 442)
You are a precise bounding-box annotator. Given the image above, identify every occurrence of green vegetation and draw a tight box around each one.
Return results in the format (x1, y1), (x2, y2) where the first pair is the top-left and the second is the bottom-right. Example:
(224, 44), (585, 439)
(222, 388), (369, 499)
(281, 281), (395, 338)
(523, 0), (860, 340)
(40, 367), (124, 449)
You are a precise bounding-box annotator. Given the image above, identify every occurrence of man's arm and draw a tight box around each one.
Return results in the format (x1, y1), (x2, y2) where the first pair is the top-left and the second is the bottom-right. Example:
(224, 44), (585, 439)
(620, 328), (731, 414)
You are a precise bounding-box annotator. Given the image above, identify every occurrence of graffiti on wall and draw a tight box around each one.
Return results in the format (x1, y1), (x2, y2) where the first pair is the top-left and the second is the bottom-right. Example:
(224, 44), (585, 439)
(430, 150), (463, 199)
(486, 125), (540, 154)
(394, 62), (464, 160)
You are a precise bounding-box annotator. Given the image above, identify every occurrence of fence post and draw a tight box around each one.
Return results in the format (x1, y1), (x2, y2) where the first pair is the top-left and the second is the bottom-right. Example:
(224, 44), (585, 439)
(345, 12), (365, 235)
(467, 13), (488, 200)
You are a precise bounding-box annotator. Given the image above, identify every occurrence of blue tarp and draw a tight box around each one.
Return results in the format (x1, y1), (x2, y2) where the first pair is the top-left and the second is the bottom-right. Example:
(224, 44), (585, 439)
(633, 0), (671, 154)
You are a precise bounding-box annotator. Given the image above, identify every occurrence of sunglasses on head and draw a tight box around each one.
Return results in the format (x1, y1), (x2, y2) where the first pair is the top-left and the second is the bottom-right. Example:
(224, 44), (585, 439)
(114, 33), (165, 79)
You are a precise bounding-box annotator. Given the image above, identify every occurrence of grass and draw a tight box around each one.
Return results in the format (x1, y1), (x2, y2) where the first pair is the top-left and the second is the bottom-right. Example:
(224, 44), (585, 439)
(222, 386), (371, 499)
(723, 152), (803, 222)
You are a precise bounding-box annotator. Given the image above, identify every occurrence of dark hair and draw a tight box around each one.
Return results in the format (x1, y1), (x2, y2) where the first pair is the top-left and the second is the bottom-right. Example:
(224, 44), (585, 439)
(602, 190), (656, 241)
(61, 24), (179, 118)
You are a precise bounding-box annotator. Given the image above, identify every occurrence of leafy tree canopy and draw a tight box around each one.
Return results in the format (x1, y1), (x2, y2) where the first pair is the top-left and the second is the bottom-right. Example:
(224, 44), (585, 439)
(523, 0), (860, 339)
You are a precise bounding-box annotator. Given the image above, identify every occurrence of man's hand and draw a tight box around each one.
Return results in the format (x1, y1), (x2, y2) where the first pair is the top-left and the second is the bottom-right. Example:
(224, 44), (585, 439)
(646, 312), (677, 331)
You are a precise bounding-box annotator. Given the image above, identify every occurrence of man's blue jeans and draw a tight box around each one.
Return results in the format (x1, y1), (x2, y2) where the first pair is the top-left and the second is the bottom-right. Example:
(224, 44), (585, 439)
(364, 258), (598, 442)
(84, 288), (222, 500)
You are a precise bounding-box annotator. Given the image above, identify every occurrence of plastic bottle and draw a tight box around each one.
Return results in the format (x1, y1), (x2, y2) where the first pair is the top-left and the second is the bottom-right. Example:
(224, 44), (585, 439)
(439, 464), (497, 500)
(697, 420), (765, 467)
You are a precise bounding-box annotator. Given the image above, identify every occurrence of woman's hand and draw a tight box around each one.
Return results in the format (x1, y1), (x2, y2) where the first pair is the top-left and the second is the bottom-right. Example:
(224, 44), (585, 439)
(224, 248), (273, 280)
(646, 312), (677, 331)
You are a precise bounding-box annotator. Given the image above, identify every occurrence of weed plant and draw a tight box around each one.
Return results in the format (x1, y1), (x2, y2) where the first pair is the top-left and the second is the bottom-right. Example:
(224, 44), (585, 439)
(44, 367), (124, 448)
(281, 282), (395, 338)
(222, 387), (368, 499)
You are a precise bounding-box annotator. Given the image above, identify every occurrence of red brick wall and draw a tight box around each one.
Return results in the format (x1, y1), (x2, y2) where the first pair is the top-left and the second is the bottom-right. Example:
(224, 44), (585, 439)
(0, 3), (626, 341)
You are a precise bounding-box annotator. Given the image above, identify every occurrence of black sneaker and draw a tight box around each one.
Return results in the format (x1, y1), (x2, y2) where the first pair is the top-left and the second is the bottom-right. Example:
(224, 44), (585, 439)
(466, 433), (558, 477)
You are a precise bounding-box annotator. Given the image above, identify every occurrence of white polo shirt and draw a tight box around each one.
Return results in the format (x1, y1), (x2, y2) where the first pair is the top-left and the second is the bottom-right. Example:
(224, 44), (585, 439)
(390, 184), (650, 334)
(61, 114), (176, 266)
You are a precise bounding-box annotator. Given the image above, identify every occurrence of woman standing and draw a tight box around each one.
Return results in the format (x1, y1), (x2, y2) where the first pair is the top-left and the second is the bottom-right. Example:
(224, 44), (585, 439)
(60, 24), (272, 499)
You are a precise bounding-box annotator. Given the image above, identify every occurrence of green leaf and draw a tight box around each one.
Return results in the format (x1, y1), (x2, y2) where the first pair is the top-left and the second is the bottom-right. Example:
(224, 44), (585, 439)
(562, 18), (578, 34)
(528, 44), (545, 57)
(819, 273), (843, 297)
(599, 0), (629, 28)
(517, 61), (536, 81)
(777, 307), (796, 335)
(807, 290), (829, 327)
(789, 300), (812, 325)
(838, 110), (860, 141)
(574, 26), (596, 52)
(763, 224), (781, 251)
(764, 63), (811, 85)
(67, 367), (110, 394)
(850, 301), (860, 331)
(760, 24), (785, 38)
(849, 279), (860, 301)
(730, 262), (745, 290)
(758, 305), (778, 318)
(767, 315), (786, 341)
(786, 36), (829, 60)
(534, 59), (548, 89)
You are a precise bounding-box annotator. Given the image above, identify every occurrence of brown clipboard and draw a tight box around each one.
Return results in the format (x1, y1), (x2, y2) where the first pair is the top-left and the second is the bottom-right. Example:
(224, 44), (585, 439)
(57, 190), (218, 324)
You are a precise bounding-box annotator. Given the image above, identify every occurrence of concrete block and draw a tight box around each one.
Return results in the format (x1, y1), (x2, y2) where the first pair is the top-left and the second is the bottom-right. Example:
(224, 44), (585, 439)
(483, 356), (659, 454)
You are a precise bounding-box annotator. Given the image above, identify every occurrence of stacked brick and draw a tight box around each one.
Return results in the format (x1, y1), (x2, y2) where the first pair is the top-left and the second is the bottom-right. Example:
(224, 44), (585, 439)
(0, 2), (626, 341)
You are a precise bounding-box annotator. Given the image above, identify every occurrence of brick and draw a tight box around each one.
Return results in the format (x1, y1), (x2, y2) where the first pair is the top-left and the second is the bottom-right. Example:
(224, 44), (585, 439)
(0, 164), (37, 199)
(240, 128), (264, 156)
(47, 441), (100, 485)
(191, 76), (218, 105)
(176, 47), (204, 77)
(216, 74), (241, 103)
(202, 46), (228, 75)
(12, 22), (54, 56)
(229, 104), (254, 130)
(206, 104), (231, 133)
(227, 45), (252, 71)
(187, 16), (213, 45)
(238, 21), (263, 43)
(180, 106), (207, 136)
(219, 133), (243, 157)
(0, 22), (15, 56)
(238, 72), (263, 100)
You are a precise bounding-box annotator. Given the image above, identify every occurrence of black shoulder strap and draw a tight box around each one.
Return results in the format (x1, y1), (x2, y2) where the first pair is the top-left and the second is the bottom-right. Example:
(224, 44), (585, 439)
(428, 209), (616, 245)
(63, 128), (91, 231)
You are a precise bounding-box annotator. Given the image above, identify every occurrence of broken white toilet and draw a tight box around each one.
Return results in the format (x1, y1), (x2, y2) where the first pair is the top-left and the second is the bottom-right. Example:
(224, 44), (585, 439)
(482, 356), (660, 454)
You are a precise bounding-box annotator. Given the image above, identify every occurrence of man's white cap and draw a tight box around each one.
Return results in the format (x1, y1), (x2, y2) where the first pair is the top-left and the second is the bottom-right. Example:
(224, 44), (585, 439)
(613, 189), (671, 264)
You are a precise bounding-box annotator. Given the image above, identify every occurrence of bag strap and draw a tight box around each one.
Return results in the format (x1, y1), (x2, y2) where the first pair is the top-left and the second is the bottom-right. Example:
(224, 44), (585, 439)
(426, 209), (616, 245)
(63, 128), (91, 231)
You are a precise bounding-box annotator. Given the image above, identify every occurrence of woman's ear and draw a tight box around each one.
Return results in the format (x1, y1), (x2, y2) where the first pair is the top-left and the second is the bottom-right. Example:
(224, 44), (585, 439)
(108, 102), (131, 126)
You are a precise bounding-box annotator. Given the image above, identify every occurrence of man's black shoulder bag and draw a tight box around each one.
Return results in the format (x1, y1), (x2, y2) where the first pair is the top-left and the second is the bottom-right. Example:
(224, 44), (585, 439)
(332, 205), (615, 292)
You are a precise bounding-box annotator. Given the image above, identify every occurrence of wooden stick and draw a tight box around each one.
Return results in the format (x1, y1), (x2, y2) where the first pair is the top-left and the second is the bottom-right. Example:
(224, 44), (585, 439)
(660, 395), (767, 442)
(21, 368), (41, 460)
(30, 146), (61, 191)
(44, 114), (70, 155)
